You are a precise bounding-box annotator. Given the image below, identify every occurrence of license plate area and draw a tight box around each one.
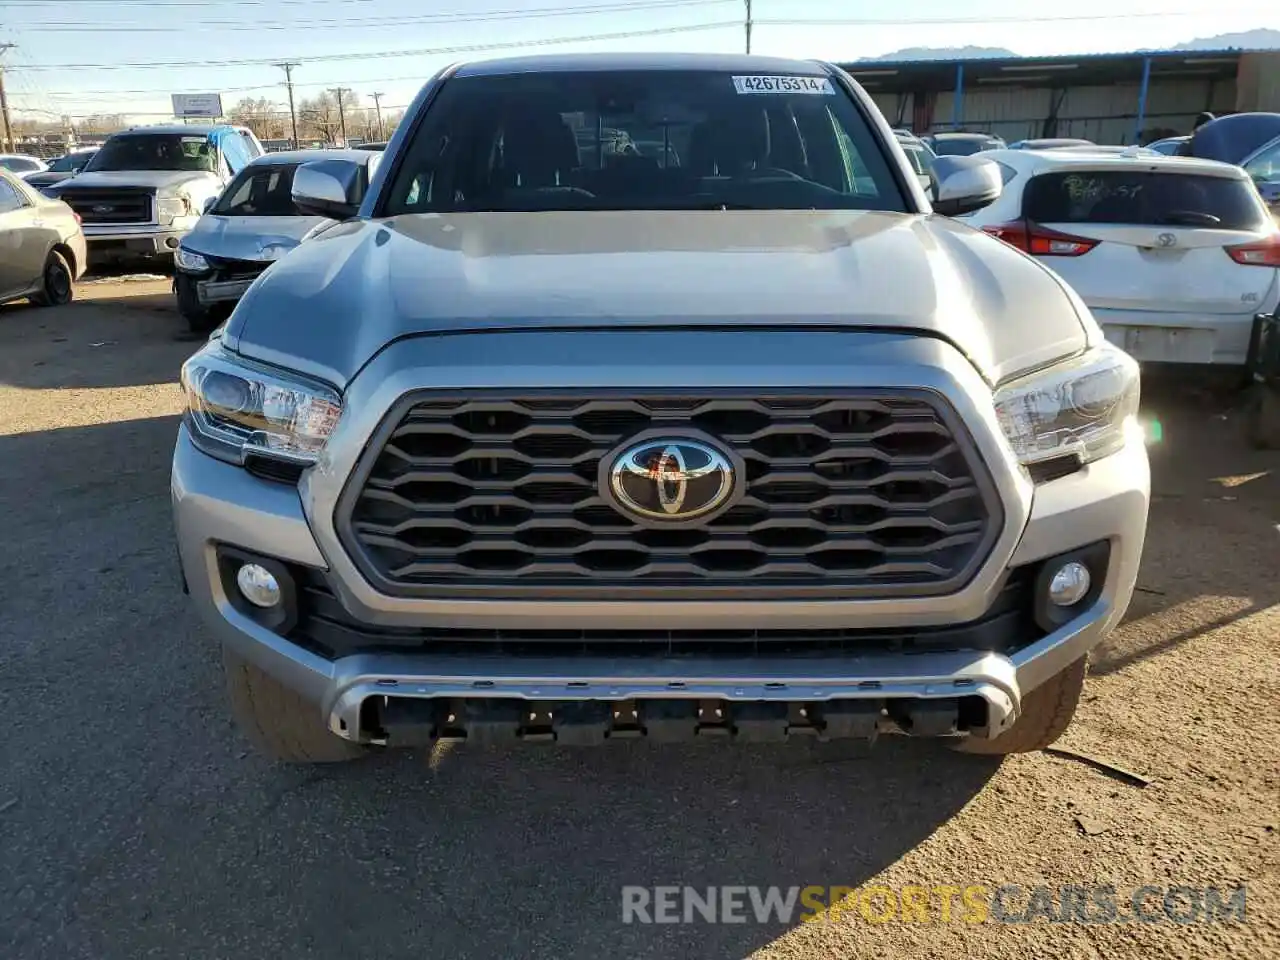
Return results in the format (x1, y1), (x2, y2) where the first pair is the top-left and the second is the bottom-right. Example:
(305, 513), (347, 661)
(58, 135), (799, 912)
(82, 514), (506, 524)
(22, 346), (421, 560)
(1102, 324), (1215, 363)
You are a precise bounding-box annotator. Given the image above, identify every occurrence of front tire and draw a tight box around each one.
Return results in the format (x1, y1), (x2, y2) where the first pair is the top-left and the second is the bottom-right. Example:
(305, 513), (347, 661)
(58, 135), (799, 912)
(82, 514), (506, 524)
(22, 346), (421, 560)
(174, 273), (219, 334)
(222, 646), (366, 764)
(30, 250), (74, 307)
(956, 656), (1087, 755)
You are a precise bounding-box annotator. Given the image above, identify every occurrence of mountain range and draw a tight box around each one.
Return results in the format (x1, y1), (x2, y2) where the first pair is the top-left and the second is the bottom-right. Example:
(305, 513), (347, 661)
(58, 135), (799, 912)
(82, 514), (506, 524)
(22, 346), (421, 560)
(872, 29), (1280, 62)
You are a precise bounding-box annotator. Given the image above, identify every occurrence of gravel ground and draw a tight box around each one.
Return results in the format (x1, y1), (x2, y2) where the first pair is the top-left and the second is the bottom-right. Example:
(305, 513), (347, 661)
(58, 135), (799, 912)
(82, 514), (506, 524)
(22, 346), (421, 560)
(0, 279), (1277, 959)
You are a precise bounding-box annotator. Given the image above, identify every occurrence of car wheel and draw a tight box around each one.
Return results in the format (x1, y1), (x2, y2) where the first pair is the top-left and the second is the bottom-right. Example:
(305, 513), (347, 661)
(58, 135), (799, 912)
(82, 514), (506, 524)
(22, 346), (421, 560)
(955, 656), (1086, 755)
(222, 646), (367, 764)
(174, 273), (218, 334)
(30, 250), (74, 307)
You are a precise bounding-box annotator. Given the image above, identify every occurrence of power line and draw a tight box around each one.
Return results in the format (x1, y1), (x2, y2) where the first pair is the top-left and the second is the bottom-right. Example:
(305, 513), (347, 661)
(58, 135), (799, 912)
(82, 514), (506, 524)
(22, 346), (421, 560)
(15, 0), (733, 32)
(8, 19), (740, 70)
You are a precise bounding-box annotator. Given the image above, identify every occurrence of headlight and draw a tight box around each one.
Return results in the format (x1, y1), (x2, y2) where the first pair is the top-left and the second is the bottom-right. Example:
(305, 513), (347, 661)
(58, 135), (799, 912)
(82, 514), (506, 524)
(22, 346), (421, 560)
(174, 246), (209, 272)
(993, 343), (1140, 468)
(180, 341), (343, 466)
(158, 195), (192, 221)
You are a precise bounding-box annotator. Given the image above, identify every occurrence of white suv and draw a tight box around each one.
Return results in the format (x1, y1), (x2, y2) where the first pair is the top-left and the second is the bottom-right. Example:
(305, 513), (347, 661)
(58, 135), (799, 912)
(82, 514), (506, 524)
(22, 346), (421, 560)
(963, 148), (1280, 367)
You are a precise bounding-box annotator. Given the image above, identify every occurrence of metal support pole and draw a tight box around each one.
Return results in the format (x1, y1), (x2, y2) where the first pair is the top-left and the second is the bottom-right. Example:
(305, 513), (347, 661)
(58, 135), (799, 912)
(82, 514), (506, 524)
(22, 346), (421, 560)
(275, 61), (300, 148)
(744, 0), (752, 54)
(0, 44), (15, 154)
(952, 63), (964, 130)
(1134, 56), (1152, 145)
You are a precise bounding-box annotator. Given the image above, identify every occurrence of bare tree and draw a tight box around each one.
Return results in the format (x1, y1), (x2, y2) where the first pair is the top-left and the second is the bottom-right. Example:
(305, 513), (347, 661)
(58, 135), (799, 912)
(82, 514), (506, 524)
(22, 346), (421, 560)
(227, 96), (287, 140)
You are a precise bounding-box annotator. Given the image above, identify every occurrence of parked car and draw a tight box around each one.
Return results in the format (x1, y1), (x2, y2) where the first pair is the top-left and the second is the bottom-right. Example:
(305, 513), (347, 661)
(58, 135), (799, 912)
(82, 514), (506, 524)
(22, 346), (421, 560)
(0, 154), (49, 180)
(894, 130), (936, 188)
(964, 148), (1279, 367)
(173, 52), (1149, 763)
(1145, 136), (1188, 156)
(1008, 138), (1095, 150)
(927, 131), (1007, 156)
(354, 141), (388, 152)
(173, 149), (380, 332)
(44, 124), (264, 265)
(0, 168), (87, 308)
(25, 149), (97, 192)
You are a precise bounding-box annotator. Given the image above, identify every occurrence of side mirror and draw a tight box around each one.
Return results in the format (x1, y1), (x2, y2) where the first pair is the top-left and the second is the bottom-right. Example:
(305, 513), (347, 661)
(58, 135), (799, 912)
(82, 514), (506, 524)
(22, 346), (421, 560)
(201, 196), (216, 214)
(930, 155), (1003, 217)
(292, 159), (365, 220)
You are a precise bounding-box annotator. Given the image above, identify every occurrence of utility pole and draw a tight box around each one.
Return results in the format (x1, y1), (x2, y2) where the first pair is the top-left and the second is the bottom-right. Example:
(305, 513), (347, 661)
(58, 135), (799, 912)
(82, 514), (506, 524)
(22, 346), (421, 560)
(274, 61), (299, 148)
(328, 87), (347, 145)
(0, 44), (15, 154)
(744, 0), (752, 55)
(370, 91), (385, 141)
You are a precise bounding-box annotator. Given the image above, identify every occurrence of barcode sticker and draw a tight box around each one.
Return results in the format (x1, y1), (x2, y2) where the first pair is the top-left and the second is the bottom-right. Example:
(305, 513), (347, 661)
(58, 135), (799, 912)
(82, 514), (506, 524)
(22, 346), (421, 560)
(732, 75), (835, 95)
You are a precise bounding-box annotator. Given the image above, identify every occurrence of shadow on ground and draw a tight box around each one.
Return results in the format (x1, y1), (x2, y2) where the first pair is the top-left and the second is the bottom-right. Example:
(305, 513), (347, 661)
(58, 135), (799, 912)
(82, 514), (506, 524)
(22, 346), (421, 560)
(0, 286), (193, 392)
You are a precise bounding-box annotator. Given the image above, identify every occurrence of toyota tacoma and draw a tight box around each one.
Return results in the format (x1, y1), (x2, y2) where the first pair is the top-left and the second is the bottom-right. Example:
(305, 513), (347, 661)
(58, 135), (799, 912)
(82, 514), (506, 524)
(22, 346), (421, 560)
(172, 53), (1149, 762)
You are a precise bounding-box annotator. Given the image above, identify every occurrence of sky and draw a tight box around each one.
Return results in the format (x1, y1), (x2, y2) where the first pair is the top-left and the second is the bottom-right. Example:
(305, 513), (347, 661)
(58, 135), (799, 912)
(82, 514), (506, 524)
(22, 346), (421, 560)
(2, 0), (1277, 123)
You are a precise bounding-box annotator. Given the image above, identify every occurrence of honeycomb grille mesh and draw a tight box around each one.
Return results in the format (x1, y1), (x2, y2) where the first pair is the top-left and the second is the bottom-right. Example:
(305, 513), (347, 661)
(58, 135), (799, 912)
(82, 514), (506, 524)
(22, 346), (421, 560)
(341, 394), (997, 596)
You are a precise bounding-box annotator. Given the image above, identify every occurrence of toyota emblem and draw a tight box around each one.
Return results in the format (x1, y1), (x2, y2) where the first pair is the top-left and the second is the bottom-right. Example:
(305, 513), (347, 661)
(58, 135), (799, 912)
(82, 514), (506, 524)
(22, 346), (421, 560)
(603, 436), (739, 523)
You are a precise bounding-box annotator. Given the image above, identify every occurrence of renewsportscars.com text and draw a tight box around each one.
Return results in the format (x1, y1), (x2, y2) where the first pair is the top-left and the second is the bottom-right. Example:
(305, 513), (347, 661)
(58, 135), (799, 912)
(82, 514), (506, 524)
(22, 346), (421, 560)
(620, 884), (1248, 925)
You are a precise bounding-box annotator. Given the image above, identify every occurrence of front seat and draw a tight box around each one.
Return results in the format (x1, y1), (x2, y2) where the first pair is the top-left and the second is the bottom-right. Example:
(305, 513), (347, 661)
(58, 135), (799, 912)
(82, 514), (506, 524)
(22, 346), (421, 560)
(687, 111), (769, 177)
(496, 108), (580, 188)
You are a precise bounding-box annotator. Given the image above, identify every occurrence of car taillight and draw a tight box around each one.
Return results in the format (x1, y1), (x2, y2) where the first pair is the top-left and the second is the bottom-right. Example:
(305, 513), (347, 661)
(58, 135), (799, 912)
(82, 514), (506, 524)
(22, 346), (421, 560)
(1225, 235), (1280, 267)
(983, 219), (1098, 256)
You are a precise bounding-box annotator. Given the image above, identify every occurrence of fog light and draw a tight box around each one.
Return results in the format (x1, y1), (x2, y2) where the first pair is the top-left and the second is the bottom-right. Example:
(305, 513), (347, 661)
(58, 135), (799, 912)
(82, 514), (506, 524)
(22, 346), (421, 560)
(1048, 561), (1091, 607)
(236, 562), (281, 608)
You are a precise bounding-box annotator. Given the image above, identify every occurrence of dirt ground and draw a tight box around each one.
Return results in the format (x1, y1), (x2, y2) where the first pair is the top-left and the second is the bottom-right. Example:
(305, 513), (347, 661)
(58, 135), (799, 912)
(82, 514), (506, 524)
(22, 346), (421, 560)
(0, 277), (1277, 959)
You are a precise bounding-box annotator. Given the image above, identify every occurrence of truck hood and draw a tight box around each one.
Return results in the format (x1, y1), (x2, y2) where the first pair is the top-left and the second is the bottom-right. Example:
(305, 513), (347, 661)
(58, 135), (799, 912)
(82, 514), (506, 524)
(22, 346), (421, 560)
(227, 210), (1094, 388)
(53, 169), (219, 195)
(184, 214), (332, 263)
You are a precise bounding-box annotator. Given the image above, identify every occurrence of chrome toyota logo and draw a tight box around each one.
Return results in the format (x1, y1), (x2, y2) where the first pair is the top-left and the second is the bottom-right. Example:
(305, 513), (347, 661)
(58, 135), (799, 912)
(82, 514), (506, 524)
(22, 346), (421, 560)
(604, 437), (737, 523)
(1156, 232), (1178, 248)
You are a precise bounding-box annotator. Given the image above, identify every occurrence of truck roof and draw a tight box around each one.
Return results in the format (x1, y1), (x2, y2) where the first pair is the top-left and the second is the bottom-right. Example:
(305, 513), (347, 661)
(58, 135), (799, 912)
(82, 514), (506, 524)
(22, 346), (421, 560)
(453, 51), (832, 78)
(116, 123), (247, 136)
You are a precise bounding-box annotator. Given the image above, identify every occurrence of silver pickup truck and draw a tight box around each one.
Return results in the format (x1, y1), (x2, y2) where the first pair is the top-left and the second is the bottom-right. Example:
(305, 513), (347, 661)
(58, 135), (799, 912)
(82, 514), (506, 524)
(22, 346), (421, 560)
(172, 52), (1149, 763)
(47, 124), (263, 265)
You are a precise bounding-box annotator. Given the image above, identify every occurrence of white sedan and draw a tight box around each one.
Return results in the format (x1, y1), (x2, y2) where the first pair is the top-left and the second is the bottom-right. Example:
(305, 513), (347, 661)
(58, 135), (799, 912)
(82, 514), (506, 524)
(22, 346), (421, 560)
(960, 148), (1279, 367)
(0, 154), (50, 180)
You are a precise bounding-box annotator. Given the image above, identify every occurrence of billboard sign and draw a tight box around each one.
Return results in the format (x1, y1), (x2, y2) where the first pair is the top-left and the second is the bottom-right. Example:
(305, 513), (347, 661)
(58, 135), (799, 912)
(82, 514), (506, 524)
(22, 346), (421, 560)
(171, 93), (224, 119)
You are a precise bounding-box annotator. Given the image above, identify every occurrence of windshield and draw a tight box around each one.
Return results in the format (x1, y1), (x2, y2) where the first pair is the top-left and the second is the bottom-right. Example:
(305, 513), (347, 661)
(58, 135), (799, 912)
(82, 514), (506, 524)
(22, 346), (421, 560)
(213, 164), (300, 216)
(381, 70), (906, 214)
(1245, 138), (1280, 183)
(85, 134), (217, 173)
(1023, 170), (1267, 230)
(0, 157), (41, 173)
(48, 153), (92, 172)
(932, 137), (1001, 157)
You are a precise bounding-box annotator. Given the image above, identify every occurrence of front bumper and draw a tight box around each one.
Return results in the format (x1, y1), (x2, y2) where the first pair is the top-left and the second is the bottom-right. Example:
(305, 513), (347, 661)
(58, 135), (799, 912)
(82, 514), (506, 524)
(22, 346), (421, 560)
(84, 223), (188, 256)
(174, 412), (1148, 744)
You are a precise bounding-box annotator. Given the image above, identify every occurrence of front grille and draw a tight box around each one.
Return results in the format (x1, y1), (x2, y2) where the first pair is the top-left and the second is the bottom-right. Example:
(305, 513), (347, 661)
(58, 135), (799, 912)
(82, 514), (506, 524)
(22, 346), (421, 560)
(290, 566), (1036, 660)
(60, 188), (153, 224)
(206, 253), (270, 282)
(339, 392), (1001, 599)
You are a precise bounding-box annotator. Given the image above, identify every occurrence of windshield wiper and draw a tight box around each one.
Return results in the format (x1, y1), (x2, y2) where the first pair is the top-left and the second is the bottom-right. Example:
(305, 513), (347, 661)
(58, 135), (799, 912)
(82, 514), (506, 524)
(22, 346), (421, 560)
(1154, 210), (1222, 227)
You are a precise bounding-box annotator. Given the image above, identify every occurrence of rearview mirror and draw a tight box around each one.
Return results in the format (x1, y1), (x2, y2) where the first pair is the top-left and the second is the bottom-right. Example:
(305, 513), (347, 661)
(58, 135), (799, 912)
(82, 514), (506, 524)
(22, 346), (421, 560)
(930, 155), (1003, 217)
(292, 159), (365, 220)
